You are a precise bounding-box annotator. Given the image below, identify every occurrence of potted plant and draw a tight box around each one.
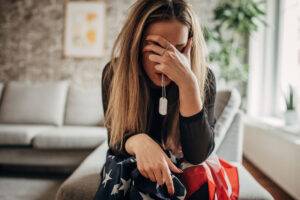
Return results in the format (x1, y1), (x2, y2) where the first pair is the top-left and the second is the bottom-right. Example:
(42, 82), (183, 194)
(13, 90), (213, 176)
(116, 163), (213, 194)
(203, 0), (266, 111)
(284, 84), (298, 125)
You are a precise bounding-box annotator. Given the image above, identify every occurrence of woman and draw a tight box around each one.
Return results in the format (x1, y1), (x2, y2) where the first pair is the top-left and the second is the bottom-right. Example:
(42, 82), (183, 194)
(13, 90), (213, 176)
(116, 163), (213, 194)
(96, 0), (216, 199)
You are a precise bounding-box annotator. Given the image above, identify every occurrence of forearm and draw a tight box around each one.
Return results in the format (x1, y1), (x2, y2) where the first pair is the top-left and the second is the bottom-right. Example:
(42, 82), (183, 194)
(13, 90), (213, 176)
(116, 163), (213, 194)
(178, 73), (216, 164)
(179, 111), (215, 164)
(125, 133), (149, 156)
(178, 77), (203, 117)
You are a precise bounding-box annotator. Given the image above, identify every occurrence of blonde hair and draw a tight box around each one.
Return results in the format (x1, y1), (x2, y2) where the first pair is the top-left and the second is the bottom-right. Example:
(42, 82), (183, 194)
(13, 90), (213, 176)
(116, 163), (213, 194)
(104, 0), (209, 155)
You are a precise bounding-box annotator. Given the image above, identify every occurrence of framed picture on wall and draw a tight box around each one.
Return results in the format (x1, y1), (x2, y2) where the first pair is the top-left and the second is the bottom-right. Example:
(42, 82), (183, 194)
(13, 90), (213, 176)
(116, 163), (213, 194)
(63, 1), (105, 58)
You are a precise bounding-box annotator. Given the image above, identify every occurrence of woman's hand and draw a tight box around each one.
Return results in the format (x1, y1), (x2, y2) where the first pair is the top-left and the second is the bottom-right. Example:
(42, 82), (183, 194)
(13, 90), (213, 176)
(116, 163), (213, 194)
(143, 34), (203, 117)
(143, 34), (196, 89)
(125, 133), (183, 196)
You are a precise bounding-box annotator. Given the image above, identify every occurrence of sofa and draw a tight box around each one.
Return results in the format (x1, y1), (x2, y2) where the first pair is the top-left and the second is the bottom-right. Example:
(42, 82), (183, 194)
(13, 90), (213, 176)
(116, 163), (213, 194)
(55, 88), (274, 200)
(0, 80), (274, 199)
(0, 80), (107, 173)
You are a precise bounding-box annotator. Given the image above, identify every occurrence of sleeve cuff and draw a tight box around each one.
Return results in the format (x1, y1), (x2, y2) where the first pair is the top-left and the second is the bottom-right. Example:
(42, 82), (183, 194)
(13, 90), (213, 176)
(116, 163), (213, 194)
(179, 108), (205, 123)
(110, 131), (137, 157)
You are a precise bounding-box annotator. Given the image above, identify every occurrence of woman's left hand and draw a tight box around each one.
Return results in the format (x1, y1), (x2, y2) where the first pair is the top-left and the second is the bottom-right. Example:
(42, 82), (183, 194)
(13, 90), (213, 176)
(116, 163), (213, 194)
(143, 34), (196, 89)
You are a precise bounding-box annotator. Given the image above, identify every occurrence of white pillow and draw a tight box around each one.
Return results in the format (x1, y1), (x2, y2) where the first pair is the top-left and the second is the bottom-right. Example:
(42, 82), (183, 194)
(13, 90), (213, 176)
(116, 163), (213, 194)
(0, 80), (69, 126)
(64, 86), (104, 126)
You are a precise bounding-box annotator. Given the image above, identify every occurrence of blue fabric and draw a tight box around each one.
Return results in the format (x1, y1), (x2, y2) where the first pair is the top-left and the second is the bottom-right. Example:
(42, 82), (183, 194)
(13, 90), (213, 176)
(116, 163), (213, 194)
(93, 148), (187, 200)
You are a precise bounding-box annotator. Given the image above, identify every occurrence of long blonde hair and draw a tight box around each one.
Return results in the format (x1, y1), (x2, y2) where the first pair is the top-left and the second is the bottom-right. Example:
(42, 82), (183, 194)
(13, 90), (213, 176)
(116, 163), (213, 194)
(104, 0), (209, 155)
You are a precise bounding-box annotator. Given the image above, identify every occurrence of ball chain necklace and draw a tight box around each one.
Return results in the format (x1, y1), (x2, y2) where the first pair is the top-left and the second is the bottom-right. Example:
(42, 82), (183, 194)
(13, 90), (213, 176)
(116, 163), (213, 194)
(158, 74), (171, 155)
(159, 74), (168, 115)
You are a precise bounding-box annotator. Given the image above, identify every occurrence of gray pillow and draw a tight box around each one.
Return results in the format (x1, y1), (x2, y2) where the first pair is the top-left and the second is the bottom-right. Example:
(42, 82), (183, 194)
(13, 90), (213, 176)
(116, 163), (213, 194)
(0, 80), (69, 126)
(214, 88), (241, 149)
(64, 86), (104, 126)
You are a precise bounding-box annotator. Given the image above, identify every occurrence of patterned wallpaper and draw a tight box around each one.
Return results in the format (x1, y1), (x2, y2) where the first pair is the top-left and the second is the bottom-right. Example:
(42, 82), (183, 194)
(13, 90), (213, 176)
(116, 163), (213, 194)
(0, 0), (218, 87)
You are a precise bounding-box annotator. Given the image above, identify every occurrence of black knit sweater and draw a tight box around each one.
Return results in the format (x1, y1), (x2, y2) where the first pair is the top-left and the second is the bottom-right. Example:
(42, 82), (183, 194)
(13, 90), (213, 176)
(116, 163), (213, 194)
(101, 61), (217, 165)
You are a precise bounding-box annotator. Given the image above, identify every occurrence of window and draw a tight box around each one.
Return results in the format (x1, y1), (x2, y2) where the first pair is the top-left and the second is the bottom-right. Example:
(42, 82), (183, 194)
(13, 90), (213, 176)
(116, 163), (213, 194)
(277, 0), (300, 114)
(247, 0), (300, 119)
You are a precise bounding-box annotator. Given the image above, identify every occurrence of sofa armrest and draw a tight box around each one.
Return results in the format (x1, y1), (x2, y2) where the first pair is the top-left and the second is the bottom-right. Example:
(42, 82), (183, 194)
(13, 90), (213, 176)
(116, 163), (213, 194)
(215, 110), (244, 163)
(55, 142), (108, 200)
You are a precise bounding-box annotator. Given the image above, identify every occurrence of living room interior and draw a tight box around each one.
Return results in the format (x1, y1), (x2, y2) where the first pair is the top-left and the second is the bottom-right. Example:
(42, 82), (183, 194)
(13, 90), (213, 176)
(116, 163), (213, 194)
(0, 0), (299, 200)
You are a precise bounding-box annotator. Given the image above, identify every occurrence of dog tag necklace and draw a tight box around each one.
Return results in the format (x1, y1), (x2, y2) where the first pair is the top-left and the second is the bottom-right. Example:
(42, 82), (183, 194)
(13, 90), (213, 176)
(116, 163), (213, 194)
(159, 74), (168, 115)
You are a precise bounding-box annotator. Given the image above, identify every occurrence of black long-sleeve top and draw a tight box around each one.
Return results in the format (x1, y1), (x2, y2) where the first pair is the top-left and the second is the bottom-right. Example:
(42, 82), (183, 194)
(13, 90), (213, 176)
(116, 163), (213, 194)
(101, 61), (216, 165)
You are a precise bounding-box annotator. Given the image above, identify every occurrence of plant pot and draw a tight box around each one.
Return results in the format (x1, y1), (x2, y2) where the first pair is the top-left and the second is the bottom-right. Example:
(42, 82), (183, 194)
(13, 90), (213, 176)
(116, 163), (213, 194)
(284, 110), (298, 126)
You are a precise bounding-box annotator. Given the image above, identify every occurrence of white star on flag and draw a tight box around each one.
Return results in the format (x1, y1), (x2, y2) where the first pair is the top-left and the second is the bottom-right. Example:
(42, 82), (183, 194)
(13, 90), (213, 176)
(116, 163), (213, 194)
(107, 155), (115, 160)
(139, 191), (155, 200)
(111, 183), (120, 195)
(117, 161), (123, 165)
(119, 178), (131, 195)
(102, 169), (112, 187)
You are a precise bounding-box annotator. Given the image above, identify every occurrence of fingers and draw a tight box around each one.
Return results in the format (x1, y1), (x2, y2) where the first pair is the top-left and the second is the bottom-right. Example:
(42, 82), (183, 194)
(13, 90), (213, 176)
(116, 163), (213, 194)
(137, 165), (150, 179)
(162, 166), (175, 195)
(148, 54), (164, 63)
(137, 163), (156, 182)
(137, 159), (166, 184)
(166, 156), (183, 174)
(146, 34), (175, 52)
(143, 43), (166, 56)
(153, 167), (164, 186)
(147, 169), (157, 183)
(136, 159), (176, 196)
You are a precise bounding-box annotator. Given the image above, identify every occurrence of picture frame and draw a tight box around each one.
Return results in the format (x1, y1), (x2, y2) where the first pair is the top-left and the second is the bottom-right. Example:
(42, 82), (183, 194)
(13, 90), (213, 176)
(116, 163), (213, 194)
(63, 0), (105, 58)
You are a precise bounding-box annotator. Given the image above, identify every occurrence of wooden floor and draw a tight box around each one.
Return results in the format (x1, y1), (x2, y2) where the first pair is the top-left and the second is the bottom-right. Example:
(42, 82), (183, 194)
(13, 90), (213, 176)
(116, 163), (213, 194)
(242, 156), (295, 200)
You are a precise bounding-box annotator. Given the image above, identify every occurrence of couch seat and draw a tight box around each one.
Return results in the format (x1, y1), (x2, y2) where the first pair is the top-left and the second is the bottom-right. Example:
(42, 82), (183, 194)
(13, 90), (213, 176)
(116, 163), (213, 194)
(32, 126), (107, 149)
(0, 124), (55, 146)
(56, 141), (274, 200)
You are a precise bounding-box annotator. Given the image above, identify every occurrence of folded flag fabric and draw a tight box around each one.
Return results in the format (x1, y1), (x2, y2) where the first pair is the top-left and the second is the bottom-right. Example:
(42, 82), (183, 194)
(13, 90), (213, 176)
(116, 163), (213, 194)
(93, 149), (239, 200)
(93, 148), (186, 200)
(178, 153), (239, 200)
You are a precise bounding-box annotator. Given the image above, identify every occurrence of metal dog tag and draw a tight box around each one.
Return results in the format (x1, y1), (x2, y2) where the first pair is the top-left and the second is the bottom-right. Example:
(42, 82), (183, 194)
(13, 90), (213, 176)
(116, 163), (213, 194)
(159, 74), (168, 115)
(159, 96), (168, 115)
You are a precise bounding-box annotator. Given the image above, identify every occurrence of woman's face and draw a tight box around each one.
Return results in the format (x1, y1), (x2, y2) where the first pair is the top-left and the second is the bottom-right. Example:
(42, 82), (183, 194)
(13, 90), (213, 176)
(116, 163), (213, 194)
(141, 19), (189, 87)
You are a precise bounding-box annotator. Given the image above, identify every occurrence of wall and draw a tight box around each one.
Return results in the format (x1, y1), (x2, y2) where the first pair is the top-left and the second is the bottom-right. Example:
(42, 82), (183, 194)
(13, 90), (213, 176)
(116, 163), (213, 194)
(0, 0), (218, 87)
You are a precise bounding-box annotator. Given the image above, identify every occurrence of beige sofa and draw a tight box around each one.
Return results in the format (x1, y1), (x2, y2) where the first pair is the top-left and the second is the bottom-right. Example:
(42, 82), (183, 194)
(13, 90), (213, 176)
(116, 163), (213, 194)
(56, 88), (274, 200)
(0, 80), (274, 199)
(0, 80), (107, 173)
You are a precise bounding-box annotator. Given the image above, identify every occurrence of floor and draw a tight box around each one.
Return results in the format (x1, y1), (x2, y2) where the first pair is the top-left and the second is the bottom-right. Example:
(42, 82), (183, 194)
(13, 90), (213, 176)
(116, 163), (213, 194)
(0, 168), (69, 200)
(0, 157), (296, 200)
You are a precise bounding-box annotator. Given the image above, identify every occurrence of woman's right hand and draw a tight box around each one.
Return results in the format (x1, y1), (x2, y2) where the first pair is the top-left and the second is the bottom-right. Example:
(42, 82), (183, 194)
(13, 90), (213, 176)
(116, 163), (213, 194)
(125, 133), (183, 196)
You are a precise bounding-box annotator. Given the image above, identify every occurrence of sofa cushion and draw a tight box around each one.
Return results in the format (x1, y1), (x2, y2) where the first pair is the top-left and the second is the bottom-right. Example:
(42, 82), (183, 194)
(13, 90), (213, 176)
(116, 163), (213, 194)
(238, 162), (274, 199)
(0, 80), (69, 126)
(55, 142), (273, 200)
(32, 126), (107, 149)
(214, 88), (241, 141)
(65, 86), (104, 126)
(216, 111), (244, 162)
(0, 124), (55, 145)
